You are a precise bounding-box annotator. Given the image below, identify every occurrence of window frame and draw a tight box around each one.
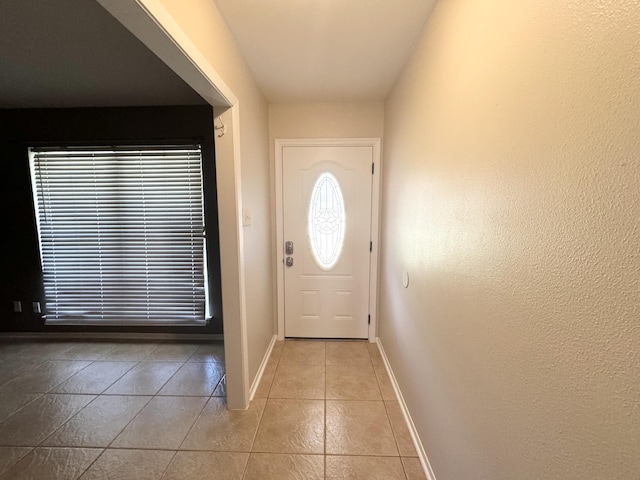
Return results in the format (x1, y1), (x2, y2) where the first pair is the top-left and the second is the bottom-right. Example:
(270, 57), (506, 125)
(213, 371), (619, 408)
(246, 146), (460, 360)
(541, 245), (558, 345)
(29, 142), (212, 328)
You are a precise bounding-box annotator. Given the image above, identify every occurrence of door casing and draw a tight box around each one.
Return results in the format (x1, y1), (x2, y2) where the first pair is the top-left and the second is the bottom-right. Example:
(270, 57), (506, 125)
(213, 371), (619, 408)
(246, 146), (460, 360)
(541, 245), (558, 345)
(275, 138), (382, 342)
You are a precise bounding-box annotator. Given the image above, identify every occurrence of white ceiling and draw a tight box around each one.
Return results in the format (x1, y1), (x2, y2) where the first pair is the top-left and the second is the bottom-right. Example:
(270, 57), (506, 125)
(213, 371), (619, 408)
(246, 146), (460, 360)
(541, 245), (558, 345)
(0, 0), (436, 108)
(0, 0), (206, 108)
(214, 0), (437, 103)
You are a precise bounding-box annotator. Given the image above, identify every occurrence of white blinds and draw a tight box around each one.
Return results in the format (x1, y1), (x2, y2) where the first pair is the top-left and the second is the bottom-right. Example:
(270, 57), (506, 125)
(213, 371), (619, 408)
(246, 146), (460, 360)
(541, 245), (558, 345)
(29, 145), (207, 326)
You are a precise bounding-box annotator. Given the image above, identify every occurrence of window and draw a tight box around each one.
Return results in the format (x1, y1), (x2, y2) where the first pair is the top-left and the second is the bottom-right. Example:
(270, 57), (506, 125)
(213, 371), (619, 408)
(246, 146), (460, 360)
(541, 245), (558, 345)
(29, 145), (208, 326)
(308, 172), (345, 270)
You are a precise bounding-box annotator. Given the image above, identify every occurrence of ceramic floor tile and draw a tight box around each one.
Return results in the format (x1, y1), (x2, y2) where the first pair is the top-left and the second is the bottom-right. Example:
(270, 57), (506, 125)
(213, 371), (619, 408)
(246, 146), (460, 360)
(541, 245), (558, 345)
(0, 358), (44, 389)
(0, 343), (33, 357)
(243, 453), (324, 480)
(52, 343), (117, 361)
(326, 455), (406, 480)
(79, 449), (174, 480)
(3, 360), (92, 394)
(325, 341), (372, 366)
(162, 451), (248, 480)
(0, 338), (426, 480)
(51, 362), (137, 395)
(269, 364), (325, 399)
(326, 400), (398, 456)
(0, 390), (41, 423)
(181, 397), (265, 452)
(0, 394), (95, 446)
(111, 396), (206, 449)
(280, 341), (325, 365)
(367, 342), (385, 366)
(374, 365), (396, 401)
(252, 399), (324, 454)
(187, 343), (225, 363)
(264, 355), (279, 375)
(271, 341), (285, 359)
(103, 362), (182, 395)
(326, 364), (374, 376)
(158, 362), (224, 396)
(15, 343), (75, 360)
(100, 343), (157, 361)
(402, 457), (428, 480)
(145, 343), (199, 362)
(326, 365), (381, 400)
(386, 401), (418, 457)
(253, 369), (275, 399)
(42, 395), (152, 448)
(0, 447), (32, 475)
(212, 375), (227, 397)
(0, 447), (102, 480)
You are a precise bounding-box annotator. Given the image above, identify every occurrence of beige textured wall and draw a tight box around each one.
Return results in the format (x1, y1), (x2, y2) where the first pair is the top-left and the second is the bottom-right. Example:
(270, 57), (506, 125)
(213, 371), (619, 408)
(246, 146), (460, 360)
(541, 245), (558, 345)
(158, 0), (274, 383)
(269, 102), (384, 139)
(380, 1), (640, 479)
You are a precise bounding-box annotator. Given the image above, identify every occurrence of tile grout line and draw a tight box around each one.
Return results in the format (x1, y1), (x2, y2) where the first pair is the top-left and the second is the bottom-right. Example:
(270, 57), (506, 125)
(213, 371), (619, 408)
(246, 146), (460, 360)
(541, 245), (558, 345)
(74, 445), (107, 480)
(0, 446), (33, 479)
(130, 356), (188, 396)
(324, 340), (327, 480)
(34, 392), (101, 449)
(175, 393), (212, 452)
(45, 359), (95, 393)
(102, 393), (155, 450)
(0, 392), (45, 426)
(102, 349), (215, 451)
(156, 360), (220, 397)
(157, 450), (179, 480)
(400, 456), (411, 480)
(53, 359), (142, 396)
(103, 357), (189, 396)
(383, 399), (407, 464)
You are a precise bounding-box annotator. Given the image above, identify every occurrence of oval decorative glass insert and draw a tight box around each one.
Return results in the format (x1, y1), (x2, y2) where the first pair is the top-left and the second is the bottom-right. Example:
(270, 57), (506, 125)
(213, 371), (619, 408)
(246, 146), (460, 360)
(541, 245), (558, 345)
(308, 172), (345, 269)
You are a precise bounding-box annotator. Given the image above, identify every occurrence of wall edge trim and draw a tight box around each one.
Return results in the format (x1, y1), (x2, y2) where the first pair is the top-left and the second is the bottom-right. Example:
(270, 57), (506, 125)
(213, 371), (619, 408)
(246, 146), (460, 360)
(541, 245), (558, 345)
(376, 337), (437, 480)
(249, 334), (277, 402)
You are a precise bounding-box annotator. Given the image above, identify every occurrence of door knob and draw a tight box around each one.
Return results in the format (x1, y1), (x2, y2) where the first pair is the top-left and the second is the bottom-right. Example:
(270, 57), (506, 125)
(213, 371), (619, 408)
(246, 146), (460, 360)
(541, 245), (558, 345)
(286, 256), (294, 267)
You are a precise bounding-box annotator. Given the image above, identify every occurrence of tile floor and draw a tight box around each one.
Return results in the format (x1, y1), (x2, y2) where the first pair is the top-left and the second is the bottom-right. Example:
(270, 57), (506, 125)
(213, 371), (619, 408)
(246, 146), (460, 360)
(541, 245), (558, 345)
(0, 338), (426, 479)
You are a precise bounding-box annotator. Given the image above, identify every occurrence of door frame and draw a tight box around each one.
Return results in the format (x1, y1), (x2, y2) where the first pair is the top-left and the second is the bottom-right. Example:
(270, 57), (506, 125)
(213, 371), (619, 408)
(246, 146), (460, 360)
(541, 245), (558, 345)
(275, 138), (382, 342)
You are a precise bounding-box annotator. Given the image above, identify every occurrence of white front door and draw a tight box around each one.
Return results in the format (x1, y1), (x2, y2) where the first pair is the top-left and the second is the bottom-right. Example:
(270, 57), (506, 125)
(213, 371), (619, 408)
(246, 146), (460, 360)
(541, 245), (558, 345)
(282, 144), (373, 338)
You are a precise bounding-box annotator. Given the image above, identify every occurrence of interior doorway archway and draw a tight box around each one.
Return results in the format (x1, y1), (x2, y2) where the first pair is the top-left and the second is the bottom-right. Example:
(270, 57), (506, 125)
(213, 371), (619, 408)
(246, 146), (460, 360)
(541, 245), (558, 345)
(97, 0), (250, 409)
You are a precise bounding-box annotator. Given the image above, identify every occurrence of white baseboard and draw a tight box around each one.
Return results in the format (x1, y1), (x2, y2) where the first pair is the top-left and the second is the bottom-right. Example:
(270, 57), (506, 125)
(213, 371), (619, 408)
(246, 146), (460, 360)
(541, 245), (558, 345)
(376, 337), (437, 480)
(249, 334), (277, 401)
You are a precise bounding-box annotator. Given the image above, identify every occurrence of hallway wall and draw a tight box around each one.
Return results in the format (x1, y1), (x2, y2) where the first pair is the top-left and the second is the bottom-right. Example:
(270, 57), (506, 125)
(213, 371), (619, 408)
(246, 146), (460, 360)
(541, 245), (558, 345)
(269, 102), (384, 140)
(157, 0), (273, 386)
(380, 1), (640, 479)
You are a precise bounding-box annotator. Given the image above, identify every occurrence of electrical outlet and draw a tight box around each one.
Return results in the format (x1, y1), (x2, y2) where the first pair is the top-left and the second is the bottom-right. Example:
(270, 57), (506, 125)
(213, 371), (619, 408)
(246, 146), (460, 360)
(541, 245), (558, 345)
(12, 301), (22, 313)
